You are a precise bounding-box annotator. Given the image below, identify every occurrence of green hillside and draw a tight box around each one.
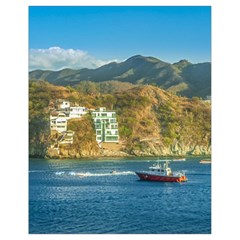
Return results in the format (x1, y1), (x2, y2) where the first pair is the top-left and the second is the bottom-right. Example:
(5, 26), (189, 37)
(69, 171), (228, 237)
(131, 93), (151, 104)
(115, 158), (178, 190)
(29, 80), (211, 158)
(29, 55), (211, 98)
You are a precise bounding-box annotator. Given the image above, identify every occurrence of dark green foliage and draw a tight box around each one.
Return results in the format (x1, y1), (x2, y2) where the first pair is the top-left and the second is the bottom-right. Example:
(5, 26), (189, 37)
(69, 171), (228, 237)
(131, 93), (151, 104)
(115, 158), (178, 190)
(29, 81), (51, 157)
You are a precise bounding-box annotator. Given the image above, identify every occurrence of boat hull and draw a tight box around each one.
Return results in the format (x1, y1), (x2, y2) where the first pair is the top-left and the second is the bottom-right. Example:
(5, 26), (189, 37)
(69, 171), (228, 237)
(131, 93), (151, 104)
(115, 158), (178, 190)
(135, 172), (187, 182)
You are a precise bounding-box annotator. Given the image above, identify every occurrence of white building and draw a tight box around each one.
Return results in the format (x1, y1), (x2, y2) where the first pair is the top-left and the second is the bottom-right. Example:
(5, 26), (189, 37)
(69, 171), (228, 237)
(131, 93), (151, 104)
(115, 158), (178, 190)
(50, 112), (68, 133)
(91, 107), (119, 143)
(55, 99), (70, 110)
(69, 106), (87, 119)
(59, 130), (75, 144)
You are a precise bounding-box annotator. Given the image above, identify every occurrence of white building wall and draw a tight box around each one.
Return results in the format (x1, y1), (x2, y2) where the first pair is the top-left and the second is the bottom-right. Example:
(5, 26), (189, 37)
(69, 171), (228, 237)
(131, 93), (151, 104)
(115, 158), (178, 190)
(69, 107), (87, 119)
(50, 115), (68, 133)
(60, 101), (70, 109)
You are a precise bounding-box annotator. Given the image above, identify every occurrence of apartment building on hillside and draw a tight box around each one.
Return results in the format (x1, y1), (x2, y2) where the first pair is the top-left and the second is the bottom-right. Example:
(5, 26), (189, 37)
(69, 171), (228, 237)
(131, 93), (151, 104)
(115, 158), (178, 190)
(91, 107), (119, 143)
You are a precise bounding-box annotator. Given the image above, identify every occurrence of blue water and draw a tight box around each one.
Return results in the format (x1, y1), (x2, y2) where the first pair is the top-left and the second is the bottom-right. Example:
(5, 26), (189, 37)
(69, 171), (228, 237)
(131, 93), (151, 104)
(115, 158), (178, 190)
(29, 157), (211, 234)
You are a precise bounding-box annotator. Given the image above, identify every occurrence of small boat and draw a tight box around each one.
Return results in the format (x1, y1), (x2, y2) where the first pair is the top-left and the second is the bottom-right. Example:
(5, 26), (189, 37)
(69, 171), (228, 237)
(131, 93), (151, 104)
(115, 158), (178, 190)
(200, 159), (211, 164)
(172, 158), (186, 162)
(135, 160), (187, 182)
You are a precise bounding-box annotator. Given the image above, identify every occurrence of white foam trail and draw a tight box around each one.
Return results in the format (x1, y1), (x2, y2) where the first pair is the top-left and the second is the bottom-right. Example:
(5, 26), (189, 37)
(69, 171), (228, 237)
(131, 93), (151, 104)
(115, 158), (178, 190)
(53, 171), (135, 177)
(74, 171), (135, 177)
(55, 171), (65, 175)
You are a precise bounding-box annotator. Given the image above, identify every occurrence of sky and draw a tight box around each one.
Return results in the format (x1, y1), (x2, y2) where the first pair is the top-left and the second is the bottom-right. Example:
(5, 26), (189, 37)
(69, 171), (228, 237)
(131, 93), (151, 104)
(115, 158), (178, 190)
(29, 6), (211, 70)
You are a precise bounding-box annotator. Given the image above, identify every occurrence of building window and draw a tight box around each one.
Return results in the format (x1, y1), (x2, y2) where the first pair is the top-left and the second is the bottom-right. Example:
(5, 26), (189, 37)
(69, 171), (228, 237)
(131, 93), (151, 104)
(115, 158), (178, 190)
(96, 130), (101, 135)
(105, 136), (118, 141)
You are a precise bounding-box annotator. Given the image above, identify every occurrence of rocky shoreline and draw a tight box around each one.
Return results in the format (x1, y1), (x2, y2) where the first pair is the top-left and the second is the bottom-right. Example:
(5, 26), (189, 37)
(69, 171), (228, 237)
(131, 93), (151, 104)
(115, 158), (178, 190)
(30, 142), (211, 159)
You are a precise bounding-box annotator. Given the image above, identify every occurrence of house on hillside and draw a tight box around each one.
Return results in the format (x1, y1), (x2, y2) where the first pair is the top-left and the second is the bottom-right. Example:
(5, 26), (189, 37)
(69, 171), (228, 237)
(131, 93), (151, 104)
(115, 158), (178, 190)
(54, 99), (88, 119)
(50, 112), (68, 133)
(91, 107), (119, 143)
(69, 106), (88, 119)
(55, 99), (70, 110)
(49, 99), (89, 146)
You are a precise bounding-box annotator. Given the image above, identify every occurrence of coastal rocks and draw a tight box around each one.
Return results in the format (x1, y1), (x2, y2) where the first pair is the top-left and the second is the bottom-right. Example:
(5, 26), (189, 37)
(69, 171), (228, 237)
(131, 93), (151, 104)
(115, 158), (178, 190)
(129, 140), (211, 157)
(186, 145), (211, 156)
(45, 143), (129, 158)
(45, 144), (101, 159)
(46, 147), (59, 158)
(42, 139), (211, 159)
(101, 149), (130, 157)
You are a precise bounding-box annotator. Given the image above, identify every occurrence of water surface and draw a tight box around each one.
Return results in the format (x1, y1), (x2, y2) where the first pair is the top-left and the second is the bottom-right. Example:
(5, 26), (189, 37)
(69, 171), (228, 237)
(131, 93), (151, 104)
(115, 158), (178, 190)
(29, 157), (211, 234)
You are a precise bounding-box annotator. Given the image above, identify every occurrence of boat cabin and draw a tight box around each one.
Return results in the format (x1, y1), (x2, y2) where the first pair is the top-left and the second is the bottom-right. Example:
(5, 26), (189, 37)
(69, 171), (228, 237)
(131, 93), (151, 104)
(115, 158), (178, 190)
(149, 161), (172, 176)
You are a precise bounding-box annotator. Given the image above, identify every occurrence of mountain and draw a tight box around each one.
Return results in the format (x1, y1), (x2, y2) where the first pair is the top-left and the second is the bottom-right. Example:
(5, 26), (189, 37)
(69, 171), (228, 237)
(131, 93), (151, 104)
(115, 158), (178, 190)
(29, 80), (211, 158)
(29, 55), (211, 98)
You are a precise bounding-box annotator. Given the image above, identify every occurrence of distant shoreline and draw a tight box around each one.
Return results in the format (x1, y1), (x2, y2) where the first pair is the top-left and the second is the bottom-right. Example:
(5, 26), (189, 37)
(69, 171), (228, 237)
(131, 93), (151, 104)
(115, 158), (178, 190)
(29, 155), (211, 161)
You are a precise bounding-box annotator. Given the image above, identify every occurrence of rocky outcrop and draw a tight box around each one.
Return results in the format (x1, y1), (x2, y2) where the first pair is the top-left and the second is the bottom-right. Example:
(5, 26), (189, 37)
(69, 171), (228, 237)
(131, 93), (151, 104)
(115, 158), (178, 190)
(129, 143), (211, 157)
(127, 137), (211, 157)
(45, 144), (100, 159)
(44, 140), (210, 159)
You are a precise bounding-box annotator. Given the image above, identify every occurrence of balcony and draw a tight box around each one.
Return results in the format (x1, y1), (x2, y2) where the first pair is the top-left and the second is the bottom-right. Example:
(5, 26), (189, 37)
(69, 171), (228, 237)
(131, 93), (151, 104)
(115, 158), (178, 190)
(105, 136), (119, 142)
(105, 132), (119, 136)
(92, 115), (116, 119)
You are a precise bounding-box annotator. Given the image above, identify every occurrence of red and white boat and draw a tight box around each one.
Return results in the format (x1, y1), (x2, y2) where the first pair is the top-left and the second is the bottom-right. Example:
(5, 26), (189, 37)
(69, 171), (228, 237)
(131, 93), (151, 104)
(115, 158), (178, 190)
(135, 160), (187, 182)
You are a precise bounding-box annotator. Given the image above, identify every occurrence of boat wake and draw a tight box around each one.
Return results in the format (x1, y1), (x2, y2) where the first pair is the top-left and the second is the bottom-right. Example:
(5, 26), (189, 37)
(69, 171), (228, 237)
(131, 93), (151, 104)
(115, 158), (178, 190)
(55, 171), (135, 177)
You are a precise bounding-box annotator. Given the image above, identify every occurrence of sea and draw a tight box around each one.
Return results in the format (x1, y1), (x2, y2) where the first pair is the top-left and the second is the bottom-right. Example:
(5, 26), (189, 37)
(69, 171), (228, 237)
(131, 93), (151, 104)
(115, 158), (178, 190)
(29, 157), (211, 234)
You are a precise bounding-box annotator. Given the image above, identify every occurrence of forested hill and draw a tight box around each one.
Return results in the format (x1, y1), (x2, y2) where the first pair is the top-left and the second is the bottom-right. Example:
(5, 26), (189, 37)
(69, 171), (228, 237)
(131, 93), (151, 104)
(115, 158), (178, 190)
(29, 55), (211, 98)
(29, 80), (211, 158)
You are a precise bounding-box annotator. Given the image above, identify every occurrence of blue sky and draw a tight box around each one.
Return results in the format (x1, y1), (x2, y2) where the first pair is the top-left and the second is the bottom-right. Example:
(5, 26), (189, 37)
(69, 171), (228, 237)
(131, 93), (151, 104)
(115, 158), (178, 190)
(29, 6), (211, 70)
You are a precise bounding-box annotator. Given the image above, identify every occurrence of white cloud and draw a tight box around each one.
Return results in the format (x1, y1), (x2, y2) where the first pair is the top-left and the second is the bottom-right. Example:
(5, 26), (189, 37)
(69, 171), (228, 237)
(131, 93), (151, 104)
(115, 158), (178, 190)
(29, 47), (117, 71)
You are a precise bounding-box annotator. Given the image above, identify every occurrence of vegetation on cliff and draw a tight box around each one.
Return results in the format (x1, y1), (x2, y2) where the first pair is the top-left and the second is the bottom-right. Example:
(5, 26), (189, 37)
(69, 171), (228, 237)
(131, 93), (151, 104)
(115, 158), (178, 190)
(29, 80), (211, 158)
(114, 86), (211, 155)
(67, 115), (100, 156)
